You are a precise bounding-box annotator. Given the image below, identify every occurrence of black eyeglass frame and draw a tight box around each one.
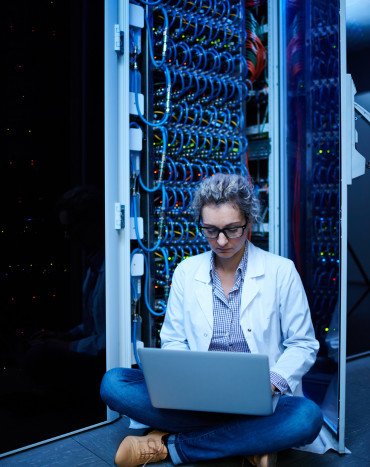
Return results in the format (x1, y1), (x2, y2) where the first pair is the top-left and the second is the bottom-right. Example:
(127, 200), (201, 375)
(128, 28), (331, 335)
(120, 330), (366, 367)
(198, 222), (248, 239)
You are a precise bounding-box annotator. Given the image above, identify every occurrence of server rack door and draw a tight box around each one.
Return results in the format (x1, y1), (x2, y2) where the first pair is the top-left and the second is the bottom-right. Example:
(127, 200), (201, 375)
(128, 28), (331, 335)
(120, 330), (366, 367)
(279, 0), (347, 452)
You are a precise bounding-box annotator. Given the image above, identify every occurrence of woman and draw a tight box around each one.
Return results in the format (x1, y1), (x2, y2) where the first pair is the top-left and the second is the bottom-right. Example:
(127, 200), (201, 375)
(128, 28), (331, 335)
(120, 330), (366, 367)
(100, 173), (323, 467)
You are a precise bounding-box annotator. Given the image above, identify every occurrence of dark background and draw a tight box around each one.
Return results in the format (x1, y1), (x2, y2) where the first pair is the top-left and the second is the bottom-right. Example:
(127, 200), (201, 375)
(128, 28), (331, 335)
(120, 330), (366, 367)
(0, 0), (104, 359)
(0, 0), (105, 454)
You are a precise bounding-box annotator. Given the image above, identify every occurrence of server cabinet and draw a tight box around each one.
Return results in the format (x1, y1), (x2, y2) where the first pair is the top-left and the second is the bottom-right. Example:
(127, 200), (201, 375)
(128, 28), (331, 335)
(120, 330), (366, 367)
(116, 0), (353, 454)
(279, 0), (356, 453)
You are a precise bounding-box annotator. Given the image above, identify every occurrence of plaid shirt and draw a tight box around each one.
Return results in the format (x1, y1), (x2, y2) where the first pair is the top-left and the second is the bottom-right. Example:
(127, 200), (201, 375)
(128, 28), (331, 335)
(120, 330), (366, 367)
(209, 244), (289, 393)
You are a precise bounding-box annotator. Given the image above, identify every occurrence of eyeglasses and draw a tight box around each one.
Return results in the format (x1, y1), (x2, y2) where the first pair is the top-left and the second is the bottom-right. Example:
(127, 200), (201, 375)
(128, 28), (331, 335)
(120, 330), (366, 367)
(199, 223), (248, 239)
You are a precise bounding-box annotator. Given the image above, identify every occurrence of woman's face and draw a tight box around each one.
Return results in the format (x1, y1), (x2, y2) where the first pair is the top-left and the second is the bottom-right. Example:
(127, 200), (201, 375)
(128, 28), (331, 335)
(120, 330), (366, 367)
(201, 203), (248, 262)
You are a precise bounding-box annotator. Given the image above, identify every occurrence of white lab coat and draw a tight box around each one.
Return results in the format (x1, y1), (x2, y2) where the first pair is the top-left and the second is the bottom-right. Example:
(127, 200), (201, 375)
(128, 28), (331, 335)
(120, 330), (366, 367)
(160, 241), (319, 396)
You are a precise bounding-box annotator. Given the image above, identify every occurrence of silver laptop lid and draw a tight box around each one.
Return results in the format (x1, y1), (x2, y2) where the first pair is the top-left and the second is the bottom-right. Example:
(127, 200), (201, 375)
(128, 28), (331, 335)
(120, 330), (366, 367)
(138, 348), (274, 416)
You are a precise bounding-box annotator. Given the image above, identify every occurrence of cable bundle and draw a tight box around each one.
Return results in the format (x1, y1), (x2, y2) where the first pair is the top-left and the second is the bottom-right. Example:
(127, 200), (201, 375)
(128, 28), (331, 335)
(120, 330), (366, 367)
(245, 9), (266, 82)
(130, 0), (250, 335)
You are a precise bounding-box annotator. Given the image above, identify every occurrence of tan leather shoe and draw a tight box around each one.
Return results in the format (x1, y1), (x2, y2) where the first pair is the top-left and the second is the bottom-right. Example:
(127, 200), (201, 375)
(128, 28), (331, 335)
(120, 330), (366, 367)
(246, 452), (277, 467)
(114, 430), (169, 467)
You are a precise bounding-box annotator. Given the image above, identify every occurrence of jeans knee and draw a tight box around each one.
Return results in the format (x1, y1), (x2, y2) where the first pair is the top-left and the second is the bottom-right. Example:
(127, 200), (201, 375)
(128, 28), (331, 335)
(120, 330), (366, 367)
(100, 367), (121, 404)
(297, 398), (323, 442)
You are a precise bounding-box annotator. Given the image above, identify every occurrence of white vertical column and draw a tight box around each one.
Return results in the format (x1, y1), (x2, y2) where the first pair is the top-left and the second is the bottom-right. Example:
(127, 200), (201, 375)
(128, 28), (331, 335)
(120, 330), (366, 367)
(104, 0), (120, 421)
(104, 0), (132, 403)
(338, 0), (348, 453)
(277, 1), (289, 258)
(267, 0), (281, 255)
(116, 0), (132, 369)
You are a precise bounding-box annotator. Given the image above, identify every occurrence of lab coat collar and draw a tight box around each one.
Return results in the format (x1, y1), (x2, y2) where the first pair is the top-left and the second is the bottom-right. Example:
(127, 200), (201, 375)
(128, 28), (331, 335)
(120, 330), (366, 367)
(193, 242), (265, 327)
(194, 241), (265, 283)
(245, 241), (265, 278)
(241, 241), (265, 313)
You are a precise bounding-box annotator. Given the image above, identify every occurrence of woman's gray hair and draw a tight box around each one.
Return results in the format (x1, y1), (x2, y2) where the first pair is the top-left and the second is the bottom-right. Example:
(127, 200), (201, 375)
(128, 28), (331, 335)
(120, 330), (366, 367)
(191, 173), (260, 225)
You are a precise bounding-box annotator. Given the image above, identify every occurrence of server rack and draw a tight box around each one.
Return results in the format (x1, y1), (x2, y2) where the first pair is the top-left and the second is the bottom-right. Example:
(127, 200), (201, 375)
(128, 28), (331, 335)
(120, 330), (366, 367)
(108, 0), (351, 453)
(105, 0), (356, 452)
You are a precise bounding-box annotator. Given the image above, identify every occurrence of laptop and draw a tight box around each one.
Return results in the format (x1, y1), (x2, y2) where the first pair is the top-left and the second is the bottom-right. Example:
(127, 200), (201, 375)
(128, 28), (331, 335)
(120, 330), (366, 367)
(138, 347), (277, 416)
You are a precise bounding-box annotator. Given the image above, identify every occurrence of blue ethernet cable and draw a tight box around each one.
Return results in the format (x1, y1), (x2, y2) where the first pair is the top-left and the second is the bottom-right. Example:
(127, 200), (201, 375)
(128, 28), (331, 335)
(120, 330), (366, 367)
(146, 6), (169, 67)
(193, 158), (209, 178)
(132, 188), (167, 253)
(142, 252), (166, 316)
(133, 66), (172, 127)
(135, 0), (162, 5)
(171, 221), (185, 243)
(166, 186), (178, 211)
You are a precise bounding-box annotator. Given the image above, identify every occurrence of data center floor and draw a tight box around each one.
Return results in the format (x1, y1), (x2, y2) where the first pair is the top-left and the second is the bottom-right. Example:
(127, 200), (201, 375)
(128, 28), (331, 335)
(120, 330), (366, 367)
(1, 356), (369, 467)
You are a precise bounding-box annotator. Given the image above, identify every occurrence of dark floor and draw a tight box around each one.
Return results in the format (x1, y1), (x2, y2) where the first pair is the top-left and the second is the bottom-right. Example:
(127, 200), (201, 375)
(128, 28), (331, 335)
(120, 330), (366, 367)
(0, 356), (369, 467)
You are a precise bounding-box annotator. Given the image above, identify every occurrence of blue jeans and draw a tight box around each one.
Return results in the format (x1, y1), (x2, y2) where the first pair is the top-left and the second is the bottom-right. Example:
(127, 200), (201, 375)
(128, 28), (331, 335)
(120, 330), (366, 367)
(100, 368), (323, 465)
